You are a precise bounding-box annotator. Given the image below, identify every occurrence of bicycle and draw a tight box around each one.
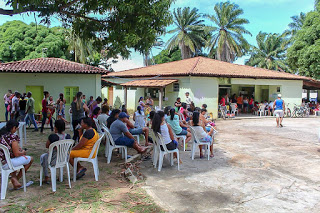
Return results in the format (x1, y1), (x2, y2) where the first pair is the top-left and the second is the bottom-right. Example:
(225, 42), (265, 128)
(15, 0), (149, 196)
(285, 103), (291, 117)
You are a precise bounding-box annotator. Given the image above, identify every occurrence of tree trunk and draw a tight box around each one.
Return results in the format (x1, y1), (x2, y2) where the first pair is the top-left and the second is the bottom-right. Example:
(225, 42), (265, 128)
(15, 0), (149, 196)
(179, 42), (192, 59)
(143, 51), (150, 66)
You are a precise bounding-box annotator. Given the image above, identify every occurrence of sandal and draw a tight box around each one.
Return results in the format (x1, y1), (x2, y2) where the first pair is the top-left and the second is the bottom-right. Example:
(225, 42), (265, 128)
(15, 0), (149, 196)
(76, 168), (87, 180)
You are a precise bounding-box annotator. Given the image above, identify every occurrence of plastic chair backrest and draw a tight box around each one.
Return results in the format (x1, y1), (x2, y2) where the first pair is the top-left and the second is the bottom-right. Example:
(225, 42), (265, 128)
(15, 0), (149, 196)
(156, 132), (170, 153)
(101, 126), (116, 146)
(189, 126), (201, 144)
(88, 135), (104, 159)
(149, 129), (158, 146)
(0, 144), (14, 170)
(48, 139), (74, 168)
(134, 112), (145, 128)
(259, 105), (265, 111)
(93, 118), (102, 134)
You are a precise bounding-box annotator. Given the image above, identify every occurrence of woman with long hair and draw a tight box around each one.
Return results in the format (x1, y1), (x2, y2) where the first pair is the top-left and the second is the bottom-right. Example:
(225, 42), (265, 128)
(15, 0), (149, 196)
(0, 120), (33, 189)
(71, 92), (89, 141)
(133, 106), (145, 128)
(166, 108), (192, 144)
(138, 97), (146, 112)
(56, 93), (67, 122)
(190, 111), (214, 158)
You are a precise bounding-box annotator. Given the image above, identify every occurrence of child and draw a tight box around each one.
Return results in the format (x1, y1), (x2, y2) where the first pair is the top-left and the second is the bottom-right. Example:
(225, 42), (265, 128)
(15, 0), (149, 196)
(191, 111), (214, 158)
(40, 120), (71, 184)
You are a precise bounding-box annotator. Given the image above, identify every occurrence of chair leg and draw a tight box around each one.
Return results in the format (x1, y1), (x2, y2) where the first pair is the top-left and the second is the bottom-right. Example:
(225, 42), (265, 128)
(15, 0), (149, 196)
(153, 147), (159, 168)
(66, 164), (71, 189)
(183, 138), (186, 152)
(1, 171), (9, 199)
(158, 152), (164, 172)
(191, 144), (196, 160)
(176, 151), (180, 170)
(124, 148), (127, 163)
(22, 168), (26, 192)
(40, 167), (43, 186)
(93, 159), (99, 181)
(105, 142), (109, 158)
(59, 167), (63, 182)
(207, 145), (210, 161)
(107, 147), (113, 164)
(170, 153), (174, 166)
(50, 168), (57, 192)
(73, 159), (78, 182)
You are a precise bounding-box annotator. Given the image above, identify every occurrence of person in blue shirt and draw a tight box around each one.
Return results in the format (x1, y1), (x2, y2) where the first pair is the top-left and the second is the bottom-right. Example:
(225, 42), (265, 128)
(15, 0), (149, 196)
(273, 94), (285, 128)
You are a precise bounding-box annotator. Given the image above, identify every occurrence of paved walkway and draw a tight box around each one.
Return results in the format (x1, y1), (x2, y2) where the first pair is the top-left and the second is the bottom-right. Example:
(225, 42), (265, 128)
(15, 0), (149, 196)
(141, 117), (320, 213)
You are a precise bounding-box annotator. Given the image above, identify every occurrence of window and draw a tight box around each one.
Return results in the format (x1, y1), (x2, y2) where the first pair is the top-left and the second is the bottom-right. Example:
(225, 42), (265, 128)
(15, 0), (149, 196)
(277, 87), (281, 93)
(115, 85), (123, 90)
(173, 83), (180, 92)
(64, 87), (79, 105)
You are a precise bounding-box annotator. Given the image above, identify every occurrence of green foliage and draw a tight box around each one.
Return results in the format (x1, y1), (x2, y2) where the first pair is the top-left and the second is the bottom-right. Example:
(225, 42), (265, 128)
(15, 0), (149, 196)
(205, 2), (251, 62)
(2, 0), (173, 59)
(0, 21), (70, 62)
(166, 7), (208, 59)
(287, 10), (320, 79)
(152, 47), (182, 64)
(246, 32), (290, 71)
(286, 12), (306, 37)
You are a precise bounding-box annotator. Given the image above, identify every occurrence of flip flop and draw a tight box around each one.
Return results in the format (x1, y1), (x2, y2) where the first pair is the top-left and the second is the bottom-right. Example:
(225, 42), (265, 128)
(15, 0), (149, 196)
(76, 173), (85, 180)
(11, 181), (34, 191)
(76, 168), (87, 179)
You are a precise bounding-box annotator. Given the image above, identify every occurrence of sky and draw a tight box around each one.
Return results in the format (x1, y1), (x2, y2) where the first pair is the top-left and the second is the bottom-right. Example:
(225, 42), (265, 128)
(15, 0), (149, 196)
(0, 0), (315, 71)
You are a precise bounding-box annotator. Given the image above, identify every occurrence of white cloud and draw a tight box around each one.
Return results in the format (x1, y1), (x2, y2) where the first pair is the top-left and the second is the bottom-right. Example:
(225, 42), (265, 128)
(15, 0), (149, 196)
(0, 1), (12, 9)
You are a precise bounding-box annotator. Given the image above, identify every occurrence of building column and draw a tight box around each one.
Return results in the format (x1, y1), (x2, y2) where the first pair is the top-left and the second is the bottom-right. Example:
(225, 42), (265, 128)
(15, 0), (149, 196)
(306, 89), (310, 101)
(159, 87), (163, 109)
(124, 86), (128, 107)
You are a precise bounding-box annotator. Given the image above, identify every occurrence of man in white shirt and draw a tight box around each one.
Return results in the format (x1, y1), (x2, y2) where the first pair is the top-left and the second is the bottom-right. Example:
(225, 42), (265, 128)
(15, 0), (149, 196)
(11, 92), (20, 120)
(185, 92), (192, 108)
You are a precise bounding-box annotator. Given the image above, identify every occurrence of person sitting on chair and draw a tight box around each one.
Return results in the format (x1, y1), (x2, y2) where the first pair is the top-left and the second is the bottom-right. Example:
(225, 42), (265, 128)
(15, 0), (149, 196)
(109, 112), (147, 153)
(40, 119), (71, 184)
(69, 117), (99, 180)
(0, 120), (33, 189)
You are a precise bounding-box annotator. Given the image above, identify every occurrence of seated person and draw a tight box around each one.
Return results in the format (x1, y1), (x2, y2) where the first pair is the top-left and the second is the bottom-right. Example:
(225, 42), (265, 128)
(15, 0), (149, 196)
(191, 112), (214, 158)
(106, 109), (121, 129)
(268, 101), (274, 116)
(166, 108), (191, 144)
(0, 120), (33, 189)
(200, 109), (215, 132)
(40, 120), (71, 184)
(109, 112), (147, 153)
(98, 105), (109, 128)
(133, 106), (146, 128)
(69, 117), (99, 180)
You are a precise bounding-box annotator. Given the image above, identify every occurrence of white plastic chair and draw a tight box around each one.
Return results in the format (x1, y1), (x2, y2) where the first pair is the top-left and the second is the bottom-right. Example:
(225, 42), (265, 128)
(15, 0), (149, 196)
(230, 104), (238, 116)
(93, 118), (103, 135)
(167, 124), (187, 151)
(189, 126), (212, 161)
(73, 135), (104, 182)
(101, 126), (127, 164)
(149, 128), (159, 168)
(18, 122), (27, 148)
(40, 139), (74, 192)
(258, 105), (266, 117)
(155, 133), (180, 172)
(0, 144), (27, 199)
(134, 112), (146, 129)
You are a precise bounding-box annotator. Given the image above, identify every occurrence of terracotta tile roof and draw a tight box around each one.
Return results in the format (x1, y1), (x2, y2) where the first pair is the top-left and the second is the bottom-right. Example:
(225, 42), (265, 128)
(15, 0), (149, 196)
(120, 79), (178, 88)
(105, 57), (307, 80)
(303, 79), (320, 90)
(0, 58), (108, 74)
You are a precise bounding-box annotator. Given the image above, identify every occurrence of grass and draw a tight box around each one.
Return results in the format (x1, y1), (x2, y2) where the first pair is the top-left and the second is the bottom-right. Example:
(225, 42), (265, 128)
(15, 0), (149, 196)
(0, 128), (163, 213)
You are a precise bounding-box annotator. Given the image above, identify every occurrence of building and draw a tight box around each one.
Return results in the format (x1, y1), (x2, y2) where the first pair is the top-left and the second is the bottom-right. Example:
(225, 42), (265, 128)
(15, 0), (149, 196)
(0, 58), (108, 121)
(103, 56), (309, 118)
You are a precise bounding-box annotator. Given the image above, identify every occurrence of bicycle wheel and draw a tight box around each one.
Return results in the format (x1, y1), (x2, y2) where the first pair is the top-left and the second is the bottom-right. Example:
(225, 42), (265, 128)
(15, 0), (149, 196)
(286, 108), (291, 117)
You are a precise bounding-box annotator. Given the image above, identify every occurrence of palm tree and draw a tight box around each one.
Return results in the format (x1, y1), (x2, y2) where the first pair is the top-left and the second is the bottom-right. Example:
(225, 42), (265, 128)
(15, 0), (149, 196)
(245, 32), (290, 71)
(166, 7), (207, 59)
(287, 12), (306, 36)
(205, 2), (251, 62)
(143, 37), (164, 66)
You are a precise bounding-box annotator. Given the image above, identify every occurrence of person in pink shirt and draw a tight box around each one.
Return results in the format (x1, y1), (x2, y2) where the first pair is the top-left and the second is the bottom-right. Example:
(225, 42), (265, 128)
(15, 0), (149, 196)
(3, 90), (12, 121)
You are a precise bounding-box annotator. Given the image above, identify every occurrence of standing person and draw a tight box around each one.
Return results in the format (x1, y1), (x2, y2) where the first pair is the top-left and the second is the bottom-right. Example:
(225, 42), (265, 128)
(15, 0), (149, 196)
(185, 92), (192, 108)
(3, 90), (12, 122)
(82, 95), (87, 105)
(273, 94), (285, 128)
(249, 96), (254, 113)
(102, 98), (108, 107)
(243, 96), (249, 113)
(237, 94), (243, 113)
(174, 97), (182, 112)
(18, 94), (27, 121)
(40, 119), (71, 184)
(11, 92), (20, 120)
(89, 96), (102, 116)
(0, 120), (33, 189)
(145, 96), (154, 115)
(138, 97), (146, 112)
(220, 95), (226, 107)
(56, 93), (67, 122)
(71, 92), (89, 141)
(25, 92), (38, 132)
(40, 91), (54, 133)
(87, 96), (94, 108)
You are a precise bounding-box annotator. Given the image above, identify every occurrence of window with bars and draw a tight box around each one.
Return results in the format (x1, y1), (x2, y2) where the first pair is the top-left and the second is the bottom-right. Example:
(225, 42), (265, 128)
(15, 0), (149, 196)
(64, 87), (79, 105)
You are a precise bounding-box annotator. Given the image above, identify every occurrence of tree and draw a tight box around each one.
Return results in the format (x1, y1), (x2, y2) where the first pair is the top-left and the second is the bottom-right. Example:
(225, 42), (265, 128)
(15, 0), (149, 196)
(246, 32), (290, 71)
(287, 10), (320, 79)
(205, 2), (251, 62)
(1, 0), (173, 59)
(166, 7), (207, 59)
(143, 37), (164, 66)
(152, 47), (182, 64)
(286, 12), (306, 37)
(0, 21), (70, 62)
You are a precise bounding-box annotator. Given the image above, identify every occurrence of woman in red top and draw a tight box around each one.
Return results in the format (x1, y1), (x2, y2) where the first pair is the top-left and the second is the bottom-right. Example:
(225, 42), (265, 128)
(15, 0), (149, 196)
(40, 91), (53, 133)
(220, 96), (226, 106)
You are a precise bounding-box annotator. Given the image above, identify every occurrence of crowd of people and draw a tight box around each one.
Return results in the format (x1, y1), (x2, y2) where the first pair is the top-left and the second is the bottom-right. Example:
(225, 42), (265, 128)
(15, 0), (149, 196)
(0, 90), (217, 189)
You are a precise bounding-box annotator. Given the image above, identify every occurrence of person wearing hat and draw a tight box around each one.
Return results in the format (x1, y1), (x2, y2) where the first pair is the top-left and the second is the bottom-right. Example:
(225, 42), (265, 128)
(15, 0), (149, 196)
(109, 112), (147, 153)
(273, 94), (285, 128)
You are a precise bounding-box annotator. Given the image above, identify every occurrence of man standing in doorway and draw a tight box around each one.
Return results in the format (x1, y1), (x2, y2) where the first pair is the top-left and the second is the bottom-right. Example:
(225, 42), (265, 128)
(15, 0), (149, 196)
(273, 94), (285, 128)
(25, 92), (38, 132)
(185, 92), (192, 108)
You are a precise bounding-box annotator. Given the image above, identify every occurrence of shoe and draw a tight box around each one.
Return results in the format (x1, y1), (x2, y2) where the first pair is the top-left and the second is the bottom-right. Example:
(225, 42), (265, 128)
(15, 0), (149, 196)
(280, 124), (283, 127)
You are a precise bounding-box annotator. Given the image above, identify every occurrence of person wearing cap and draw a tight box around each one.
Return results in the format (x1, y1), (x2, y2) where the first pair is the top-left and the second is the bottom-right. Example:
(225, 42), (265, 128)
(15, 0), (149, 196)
(109, 112), (147, 153)
(273, 94), (285, 128)
(25, 92), (38, 132)
(185, 92), (192, 108)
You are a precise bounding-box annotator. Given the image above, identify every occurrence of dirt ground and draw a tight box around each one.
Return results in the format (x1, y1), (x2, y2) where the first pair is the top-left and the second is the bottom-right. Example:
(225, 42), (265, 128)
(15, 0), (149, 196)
(140, 117), (320, 213)
(0, 128), (162, 213)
